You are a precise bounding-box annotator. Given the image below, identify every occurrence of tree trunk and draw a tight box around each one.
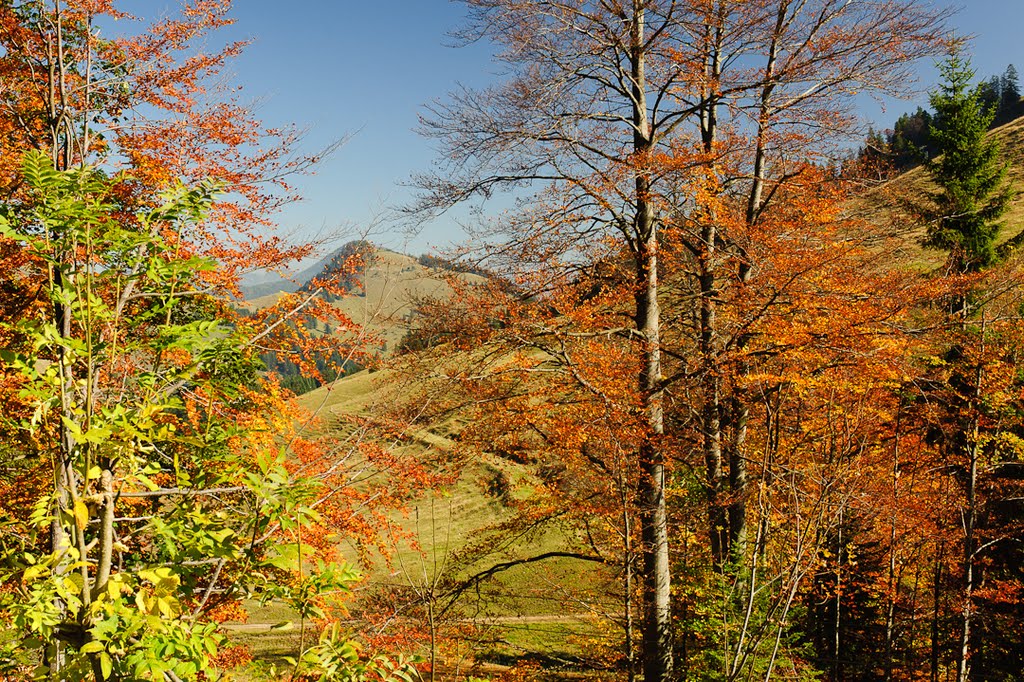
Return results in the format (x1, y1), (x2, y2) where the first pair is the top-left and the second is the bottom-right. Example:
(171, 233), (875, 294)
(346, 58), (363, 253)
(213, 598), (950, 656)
(636, 211), (672, 682)
(623, 484), (637, 682)
(931, 545), (944, 682)
(636, 241), (672, 682)
(696, 4), (729, 570)
(701, 265), (726, 567)
(956, 327), (985, 682)
(726, 397), (748, 561)
(630, 5), (672, 680)
(956, 424), (979, 682)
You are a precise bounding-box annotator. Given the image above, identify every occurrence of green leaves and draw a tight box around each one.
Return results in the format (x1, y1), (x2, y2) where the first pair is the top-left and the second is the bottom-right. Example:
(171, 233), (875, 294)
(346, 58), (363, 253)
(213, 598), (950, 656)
(145, 179), (221, 227)
(270, 622), (420, 682)
(923, 48), (1015, 271)
(263, 542), (303, 572)
(0, 151), (395, 681)
(20, 149), (63, 194)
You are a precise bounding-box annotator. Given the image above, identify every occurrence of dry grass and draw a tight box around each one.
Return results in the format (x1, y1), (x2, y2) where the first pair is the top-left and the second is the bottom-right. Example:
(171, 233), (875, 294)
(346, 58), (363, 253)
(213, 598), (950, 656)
(234, 358), (620, 678)
(848, 115), (1024, 268)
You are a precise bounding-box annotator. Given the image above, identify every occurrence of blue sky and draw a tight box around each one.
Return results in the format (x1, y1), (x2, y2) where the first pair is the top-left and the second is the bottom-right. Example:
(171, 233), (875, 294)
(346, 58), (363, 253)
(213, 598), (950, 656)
(218, 1), (495, 255)
(133, 1), (1024, 256)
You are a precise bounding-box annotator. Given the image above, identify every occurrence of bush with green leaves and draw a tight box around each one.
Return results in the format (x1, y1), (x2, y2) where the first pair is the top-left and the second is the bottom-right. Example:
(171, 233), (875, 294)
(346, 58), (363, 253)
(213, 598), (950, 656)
(0, 152), (414, 681)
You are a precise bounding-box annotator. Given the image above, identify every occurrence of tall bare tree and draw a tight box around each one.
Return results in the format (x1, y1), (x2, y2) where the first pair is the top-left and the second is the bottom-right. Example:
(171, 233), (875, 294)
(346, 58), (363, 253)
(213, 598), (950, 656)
(411, 2), (947, 679)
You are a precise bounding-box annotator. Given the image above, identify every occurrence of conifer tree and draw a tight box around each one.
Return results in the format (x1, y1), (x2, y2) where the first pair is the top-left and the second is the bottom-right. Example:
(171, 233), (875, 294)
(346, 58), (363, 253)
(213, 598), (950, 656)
(891, 107), (933, 169)
(917, 48), (1022, 682)
(922, 49), (1014, 273)
(999, 64), (1020, 118)
(977, 75), (1001, 115)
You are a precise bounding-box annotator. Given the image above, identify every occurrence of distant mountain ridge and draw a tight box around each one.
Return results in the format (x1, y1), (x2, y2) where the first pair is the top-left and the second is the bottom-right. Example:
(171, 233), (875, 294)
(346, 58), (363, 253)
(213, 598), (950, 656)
(239, 244), (363, 299)
(239, 242), (487, 354)
(298, 240), (374, 298)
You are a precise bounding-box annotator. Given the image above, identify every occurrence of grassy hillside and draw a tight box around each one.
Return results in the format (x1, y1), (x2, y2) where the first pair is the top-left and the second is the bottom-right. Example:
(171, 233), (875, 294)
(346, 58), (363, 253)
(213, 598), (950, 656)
(850, 114), (1024, 265)
(242, 247), (485, 355)
(293, 370), (620, 677)
(225, 357), (617, 679)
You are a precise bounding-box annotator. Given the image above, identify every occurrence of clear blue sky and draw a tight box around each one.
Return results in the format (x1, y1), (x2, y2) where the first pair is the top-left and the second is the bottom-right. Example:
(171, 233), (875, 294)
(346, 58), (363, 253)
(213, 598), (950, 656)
(215, 1), (495, 255)
(134, 1), (1024, 256)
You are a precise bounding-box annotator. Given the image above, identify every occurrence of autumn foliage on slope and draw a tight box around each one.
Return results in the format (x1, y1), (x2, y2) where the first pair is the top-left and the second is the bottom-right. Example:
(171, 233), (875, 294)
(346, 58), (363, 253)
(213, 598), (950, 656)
(394, 120), (1024, 682)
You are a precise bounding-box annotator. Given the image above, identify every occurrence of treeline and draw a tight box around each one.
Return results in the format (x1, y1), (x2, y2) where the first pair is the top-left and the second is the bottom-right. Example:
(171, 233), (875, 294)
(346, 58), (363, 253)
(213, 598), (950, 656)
(416, 252), (494, 278)
(856, 63), (1021, 174)
(264, 351), (362, 394)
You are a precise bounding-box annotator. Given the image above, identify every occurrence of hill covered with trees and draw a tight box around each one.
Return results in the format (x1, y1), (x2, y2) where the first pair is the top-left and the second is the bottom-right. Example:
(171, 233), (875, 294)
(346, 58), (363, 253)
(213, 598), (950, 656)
(855, 63), (1022, 175)
(3, 2), (1024, 682)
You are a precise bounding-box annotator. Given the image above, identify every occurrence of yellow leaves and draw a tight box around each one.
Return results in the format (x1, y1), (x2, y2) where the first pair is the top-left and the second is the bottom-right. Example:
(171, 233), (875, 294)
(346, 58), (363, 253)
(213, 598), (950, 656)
(21, 564), (48, 585)
(80, 646), (114, 680)
(73, 499), (90, 531)
(102, 573), (129, 602)
(136, 567), (182, 618)
(985, 432), (1024, 462)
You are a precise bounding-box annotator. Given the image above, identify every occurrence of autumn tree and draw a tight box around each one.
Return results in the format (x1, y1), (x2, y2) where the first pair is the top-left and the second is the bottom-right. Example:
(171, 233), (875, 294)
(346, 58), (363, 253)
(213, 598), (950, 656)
(0, 0), (324, 281)
(409, 2), (947, 679)
(413, 4), (685, 676)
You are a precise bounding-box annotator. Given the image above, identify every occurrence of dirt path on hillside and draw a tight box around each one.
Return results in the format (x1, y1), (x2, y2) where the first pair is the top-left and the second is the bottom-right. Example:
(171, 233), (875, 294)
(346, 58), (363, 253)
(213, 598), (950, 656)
(222, 612), (591, 633)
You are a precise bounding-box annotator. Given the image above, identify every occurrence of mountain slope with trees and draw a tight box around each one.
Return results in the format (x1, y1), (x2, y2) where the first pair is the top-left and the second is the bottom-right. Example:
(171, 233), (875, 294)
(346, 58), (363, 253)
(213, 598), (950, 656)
(855, 63), (1021, 174)
(4, 1), (1024, 682)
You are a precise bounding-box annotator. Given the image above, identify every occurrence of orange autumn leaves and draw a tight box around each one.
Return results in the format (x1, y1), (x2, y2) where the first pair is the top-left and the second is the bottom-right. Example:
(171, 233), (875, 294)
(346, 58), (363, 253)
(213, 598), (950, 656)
(0, 4), (426, 679)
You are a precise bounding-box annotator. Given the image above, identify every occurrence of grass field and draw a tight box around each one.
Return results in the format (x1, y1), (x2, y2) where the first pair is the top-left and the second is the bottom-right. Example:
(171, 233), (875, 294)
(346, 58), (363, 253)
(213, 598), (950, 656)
(220, 364), (620, 680)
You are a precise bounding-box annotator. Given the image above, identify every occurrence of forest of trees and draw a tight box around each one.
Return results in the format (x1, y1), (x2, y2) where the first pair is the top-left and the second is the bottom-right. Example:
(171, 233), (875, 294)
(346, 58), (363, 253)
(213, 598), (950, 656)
(856, 63), (1022, 174)
(1, 2), (1023, 682)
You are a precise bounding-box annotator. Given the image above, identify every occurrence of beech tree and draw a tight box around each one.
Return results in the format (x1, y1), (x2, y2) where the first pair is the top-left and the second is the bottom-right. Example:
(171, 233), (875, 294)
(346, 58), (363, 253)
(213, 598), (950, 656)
(412, 2), (946, 679)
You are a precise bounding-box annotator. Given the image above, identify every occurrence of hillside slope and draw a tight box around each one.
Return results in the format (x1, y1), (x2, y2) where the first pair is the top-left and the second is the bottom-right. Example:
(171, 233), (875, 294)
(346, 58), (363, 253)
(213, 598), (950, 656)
(292, 364), (615, 677)
(850, 114), (1024, 265)
(242, 246), (486, 354)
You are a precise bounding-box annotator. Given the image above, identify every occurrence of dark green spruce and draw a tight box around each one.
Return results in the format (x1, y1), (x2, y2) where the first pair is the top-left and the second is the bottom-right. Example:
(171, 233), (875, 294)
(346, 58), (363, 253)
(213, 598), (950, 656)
(921, 50), (1015, 273)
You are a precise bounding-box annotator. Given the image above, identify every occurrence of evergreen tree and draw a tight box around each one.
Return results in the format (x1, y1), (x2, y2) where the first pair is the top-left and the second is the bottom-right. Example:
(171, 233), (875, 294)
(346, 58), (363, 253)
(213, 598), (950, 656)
(978, 75), (1001, 114)
(920, 52), (1022, 682)
(999, 63), (1021, 120)
(856, 126), (889, 169)
(922, 49), (1014, 273)
(890, 106), (933, 168)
